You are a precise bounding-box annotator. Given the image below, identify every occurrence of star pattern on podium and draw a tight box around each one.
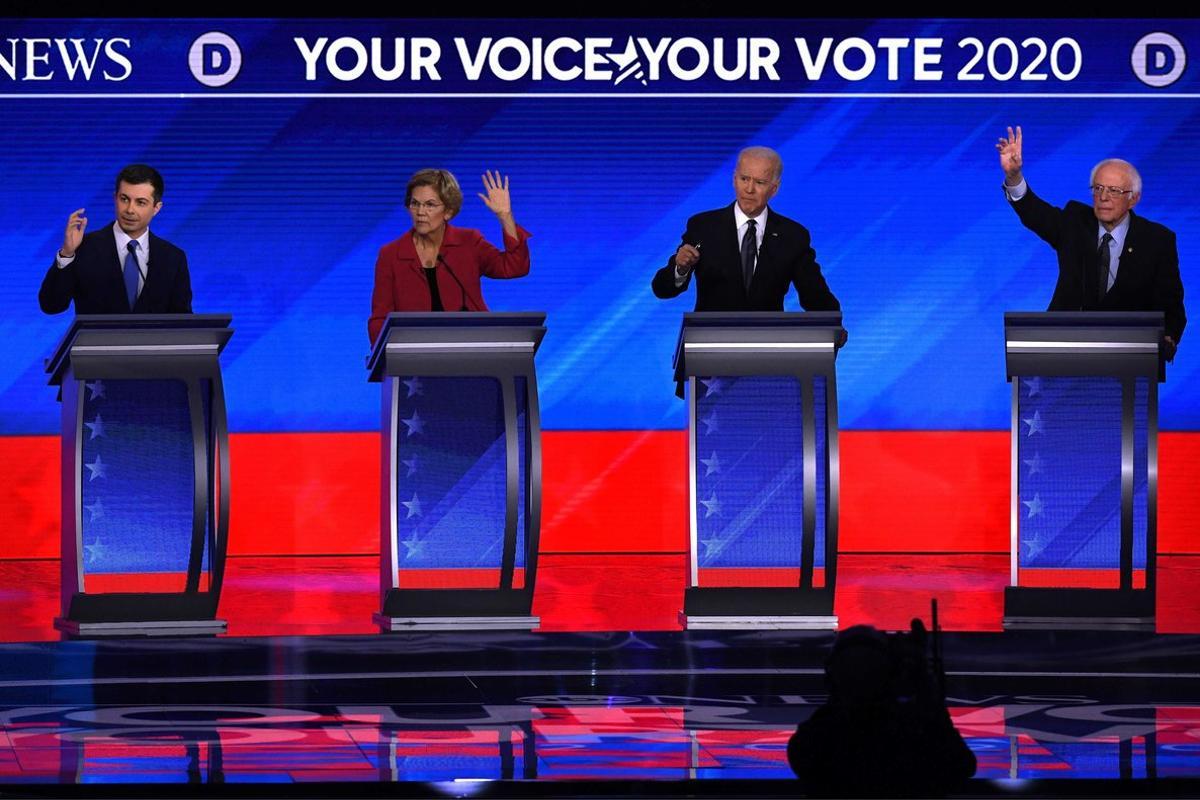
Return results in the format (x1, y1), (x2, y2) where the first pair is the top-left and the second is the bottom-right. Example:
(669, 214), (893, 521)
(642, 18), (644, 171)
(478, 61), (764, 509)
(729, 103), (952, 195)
(84, 499), (105, 522)
(401, 492), (422, 519)
(84, 537), (107, 565)
(1022, 532), (1048, 559)
(1023, 452), (1044, 476)
(700, 536), (726, 558)
(699, 492), (721, 518)
(402, 456), (419, 477)
(701, 378), (724, 396)
(1022, 493), (1044, 519)
(84, 455), (107, 481)
(1023, 377), (1041, 397)
(401, 533), (425, 560)
(700, 409), (719, 434)
(403, 377), (424, 398)
(85, 380), (105, 401)
(700, 452), (721, 476)
(84, 414), (105, 440)
(401, 410), (425, 436)
(1021, 410), (1043, 436)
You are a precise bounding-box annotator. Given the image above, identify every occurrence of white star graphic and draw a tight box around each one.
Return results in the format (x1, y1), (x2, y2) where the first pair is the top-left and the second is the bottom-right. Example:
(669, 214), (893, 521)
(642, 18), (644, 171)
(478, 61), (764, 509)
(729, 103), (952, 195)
(84, 455), (107, 481)
(402, 456), (419, 477)
(1023, 377), (1041, 397)
(401, 534), (425, 559)
(701, 378), (725, 397)
(1023, 452), (1045, 476)
(403, 377), (424, 398)
(701, 410), (719, 434)
(1022, 493), (1044, 518)
(84, 537), (107, 564)
(401, 493), (422, 519)
(699, 492), (721, 518)
(700, 452), (721, 476)
(1022, 534), (1048, 559)
(84, 414), (105, 440)
(85, 380), (105, 401)
(1022, 410), (1044, 436)
(700, 536), (725, 558)
(401, 410), (425, 436)
(84, 500), (105, 522)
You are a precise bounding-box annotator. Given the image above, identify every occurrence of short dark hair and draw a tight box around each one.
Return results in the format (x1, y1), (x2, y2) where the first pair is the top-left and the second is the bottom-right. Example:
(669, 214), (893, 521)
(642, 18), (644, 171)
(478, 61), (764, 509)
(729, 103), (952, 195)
(114, 164), (164, 203)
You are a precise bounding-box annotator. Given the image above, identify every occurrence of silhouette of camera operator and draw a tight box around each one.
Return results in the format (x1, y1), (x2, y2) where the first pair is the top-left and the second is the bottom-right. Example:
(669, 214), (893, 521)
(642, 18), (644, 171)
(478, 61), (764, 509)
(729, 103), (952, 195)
(787, 621), (976, 797)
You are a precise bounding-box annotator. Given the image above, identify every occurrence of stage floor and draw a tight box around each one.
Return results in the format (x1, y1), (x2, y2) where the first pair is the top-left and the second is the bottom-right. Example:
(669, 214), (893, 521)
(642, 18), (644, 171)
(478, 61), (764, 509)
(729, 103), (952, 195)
(3, 553), (1200, 641)
(0, 628), (1198, 796)
(1, 554), (1199, 795)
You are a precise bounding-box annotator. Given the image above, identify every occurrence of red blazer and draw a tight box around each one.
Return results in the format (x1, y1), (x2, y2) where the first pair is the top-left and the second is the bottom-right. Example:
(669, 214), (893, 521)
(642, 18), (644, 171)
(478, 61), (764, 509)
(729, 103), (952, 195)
(368, 223), (532, 343)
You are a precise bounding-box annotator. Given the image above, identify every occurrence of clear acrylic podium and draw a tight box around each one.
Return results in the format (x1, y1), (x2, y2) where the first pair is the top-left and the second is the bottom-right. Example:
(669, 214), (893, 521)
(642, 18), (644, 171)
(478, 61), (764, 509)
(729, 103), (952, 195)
(673, 312), (844, 630)
(1004, 312), (1163, 630)
(46, 315), (233, 637)
(367, 313), (545, 631)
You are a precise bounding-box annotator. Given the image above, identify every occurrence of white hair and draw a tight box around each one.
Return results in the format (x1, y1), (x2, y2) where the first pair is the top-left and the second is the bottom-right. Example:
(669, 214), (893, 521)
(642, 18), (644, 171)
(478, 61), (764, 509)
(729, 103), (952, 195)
(1091, 158), (1142, 196)
(737, 146), (783, 183)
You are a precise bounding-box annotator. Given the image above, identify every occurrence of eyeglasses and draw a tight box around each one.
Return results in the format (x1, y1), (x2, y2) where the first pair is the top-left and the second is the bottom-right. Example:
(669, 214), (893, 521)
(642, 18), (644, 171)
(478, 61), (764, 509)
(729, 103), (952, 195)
(408, 200), (444, 212)
(1090, 185), (1133, 200)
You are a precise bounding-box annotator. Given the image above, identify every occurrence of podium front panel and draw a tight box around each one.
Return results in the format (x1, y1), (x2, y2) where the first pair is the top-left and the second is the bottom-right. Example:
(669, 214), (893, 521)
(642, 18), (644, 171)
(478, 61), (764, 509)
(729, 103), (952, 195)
(1013, 375), (1150, 588)
(389, 375), (526, 589)
(689, 373), (830, 589)
(76, 378), (210, 593)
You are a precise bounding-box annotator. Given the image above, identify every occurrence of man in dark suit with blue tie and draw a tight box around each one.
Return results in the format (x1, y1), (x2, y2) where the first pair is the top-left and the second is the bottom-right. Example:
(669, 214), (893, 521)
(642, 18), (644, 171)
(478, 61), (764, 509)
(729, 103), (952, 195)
(39, 164), (192, 316)
(651, 146), (842, 315)
(998, 126), (1185, 360)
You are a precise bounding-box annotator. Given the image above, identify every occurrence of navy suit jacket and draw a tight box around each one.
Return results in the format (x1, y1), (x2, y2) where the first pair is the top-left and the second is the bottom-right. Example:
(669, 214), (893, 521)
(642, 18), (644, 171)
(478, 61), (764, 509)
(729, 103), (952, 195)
(39, 223), (192, 315)
(651, 203), (840, 313)
(1010, 187), (1186, 343)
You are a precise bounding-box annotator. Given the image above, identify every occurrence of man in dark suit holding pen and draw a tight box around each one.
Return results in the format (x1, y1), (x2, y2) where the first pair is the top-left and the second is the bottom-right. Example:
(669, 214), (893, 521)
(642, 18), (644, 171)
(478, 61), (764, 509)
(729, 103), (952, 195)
(651, 146), (842, 315)
(39, 164), (192, 316)
(997, 126), (1185, 359)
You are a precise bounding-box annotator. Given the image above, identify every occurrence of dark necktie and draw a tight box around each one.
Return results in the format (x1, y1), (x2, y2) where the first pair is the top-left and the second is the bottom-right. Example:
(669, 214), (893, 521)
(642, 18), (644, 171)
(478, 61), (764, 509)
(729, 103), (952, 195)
(741, 218), (757, 290)
(123, 240), (140, 310)
(1096, 232), (1113, 304)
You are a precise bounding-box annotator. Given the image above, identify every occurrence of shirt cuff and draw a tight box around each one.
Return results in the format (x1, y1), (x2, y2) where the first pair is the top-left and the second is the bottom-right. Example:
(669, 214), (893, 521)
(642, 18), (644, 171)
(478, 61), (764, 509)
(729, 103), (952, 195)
(674, 268), (689, 288)
(55, 251), (75, 269)
(1004, 178), (1028, 202)
(502, 224), (532, 247)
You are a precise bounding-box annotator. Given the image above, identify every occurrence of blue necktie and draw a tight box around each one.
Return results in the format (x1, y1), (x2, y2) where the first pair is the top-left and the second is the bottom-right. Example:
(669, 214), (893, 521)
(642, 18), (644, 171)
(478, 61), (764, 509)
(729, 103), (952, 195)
(123, 240), (140, 310)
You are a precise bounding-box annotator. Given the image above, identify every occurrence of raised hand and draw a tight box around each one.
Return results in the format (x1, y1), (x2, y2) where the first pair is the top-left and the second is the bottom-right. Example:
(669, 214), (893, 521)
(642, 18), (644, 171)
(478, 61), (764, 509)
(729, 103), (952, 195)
(996, 126), (1023, 184)
(478, 170), (512, 218)
(62, 208), (87, 258)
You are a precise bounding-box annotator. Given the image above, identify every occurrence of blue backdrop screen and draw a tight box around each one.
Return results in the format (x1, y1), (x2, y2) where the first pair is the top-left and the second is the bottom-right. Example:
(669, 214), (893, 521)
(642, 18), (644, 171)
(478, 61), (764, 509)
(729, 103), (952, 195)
(3, 19), (1196, 435)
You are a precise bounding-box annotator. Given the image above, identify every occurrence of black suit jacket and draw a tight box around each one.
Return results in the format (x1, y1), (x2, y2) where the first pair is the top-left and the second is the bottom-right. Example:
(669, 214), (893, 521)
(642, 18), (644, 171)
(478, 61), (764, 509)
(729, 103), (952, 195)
(651, 204), (840, 312)
(1010, 186), (1186, 343)
(39, 223), (193, 315)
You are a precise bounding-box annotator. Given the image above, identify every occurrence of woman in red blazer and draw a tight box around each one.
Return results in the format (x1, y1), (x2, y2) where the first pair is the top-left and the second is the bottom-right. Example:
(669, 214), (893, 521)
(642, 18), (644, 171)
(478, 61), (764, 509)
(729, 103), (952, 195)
(368, 168), (531, 343)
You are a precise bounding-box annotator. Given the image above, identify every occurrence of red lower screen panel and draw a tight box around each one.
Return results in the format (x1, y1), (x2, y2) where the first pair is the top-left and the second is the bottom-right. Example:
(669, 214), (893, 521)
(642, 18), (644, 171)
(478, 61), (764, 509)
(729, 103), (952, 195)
(0, 431), (1196, 560)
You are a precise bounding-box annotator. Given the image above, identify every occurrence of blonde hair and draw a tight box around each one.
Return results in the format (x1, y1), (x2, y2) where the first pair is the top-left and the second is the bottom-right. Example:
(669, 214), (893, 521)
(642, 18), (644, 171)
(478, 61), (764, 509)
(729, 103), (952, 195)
(405, 168), (464, 217)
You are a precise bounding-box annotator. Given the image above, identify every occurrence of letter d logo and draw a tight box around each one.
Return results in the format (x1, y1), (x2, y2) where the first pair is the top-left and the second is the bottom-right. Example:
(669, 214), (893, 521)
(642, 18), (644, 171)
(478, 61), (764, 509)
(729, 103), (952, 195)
(1131, 33), (1185, 88)
(189, 32), (242, 87)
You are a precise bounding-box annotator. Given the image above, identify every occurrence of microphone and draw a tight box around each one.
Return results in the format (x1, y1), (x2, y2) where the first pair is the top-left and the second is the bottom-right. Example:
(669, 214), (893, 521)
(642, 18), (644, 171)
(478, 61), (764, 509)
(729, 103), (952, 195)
(436, 254), (470, 311)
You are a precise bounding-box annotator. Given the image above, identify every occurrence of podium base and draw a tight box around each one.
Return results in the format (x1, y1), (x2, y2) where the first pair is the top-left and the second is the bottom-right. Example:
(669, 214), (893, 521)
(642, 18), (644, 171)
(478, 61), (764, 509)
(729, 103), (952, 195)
(373, 613), (540, 632)
(681, 613), (838, 631)
(1003, 616), (1155, 632)
(53, 617), (227, 638)
(1003, 586), (1155, 631)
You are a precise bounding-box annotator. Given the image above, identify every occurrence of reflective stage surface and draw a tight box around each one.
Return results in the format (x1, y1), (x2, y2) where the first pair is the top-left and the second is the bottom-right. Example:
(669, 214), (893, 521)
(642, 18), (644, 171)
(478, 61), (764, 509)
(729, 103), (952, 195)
(1, 629), (1199, 797)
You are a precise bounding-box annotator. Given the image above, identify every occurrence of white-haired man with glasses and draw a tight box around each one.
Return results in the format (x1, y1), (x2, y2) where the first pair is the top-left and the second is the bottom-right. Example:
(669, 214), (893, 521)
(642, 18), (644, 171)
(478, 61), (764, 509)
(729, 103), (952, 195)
(997, 126), (1185, 360)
